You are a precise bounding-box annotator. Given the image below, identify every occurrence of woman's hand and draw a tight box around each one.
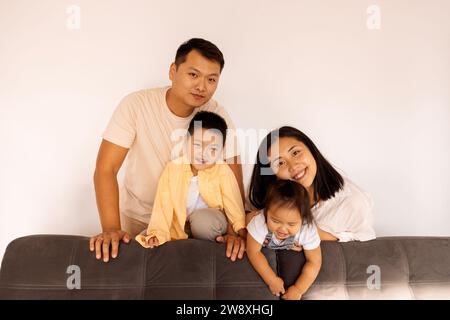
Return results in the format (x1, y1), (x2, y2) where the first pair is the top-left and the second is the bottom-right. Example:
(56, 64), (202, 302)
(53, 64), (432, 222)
(267, 276), (285, 297)
(89, 230), (130, 262)
(290, 243), (303, 252)
(282, 285), (303, 300)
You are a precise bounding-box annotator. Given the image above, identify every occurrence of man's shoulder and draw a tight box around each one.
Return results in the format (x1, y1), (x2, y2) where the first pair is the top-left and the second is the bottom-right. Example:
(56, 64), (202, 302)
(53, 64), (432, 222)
(120, 87), (167, 108)
(200, 97), (222, 112)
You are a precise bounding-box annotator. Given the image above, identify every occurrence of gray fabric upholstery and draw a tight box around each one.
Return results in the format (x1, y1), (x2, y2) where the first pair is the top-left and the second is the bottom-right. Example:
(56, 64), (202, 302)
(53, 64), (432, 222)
(0, 235), (449, 299)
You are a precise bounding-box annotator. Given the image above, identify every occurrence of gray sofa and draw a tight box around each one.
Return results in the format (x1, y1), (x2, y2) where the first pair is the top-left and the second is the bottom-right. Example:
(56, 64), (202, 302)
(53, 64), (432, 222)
(0, 235), (449, 299)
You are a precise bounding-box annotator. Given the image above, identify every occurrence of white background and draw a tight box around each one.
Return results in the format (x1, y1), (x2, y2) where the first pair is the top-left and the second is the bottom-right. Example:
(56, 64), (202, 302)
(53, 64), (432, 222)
(1, 0), (449, 261)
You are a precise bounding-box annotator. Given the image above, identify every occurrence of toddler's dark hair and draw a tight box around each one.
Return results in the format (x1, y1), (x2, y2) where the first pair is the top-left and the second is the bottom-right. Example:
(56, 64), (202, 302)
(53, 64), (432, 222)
(264, 179), (314, 226)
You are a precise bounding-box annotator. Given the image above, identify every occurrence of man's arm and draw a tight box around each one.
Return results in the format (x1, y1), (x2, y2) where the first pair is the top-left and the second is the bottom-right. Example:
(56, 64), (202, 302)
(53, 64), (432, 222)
(215, 155), (246, 261)
(89, 139), (130, 262)
(226, 156), (245, 204)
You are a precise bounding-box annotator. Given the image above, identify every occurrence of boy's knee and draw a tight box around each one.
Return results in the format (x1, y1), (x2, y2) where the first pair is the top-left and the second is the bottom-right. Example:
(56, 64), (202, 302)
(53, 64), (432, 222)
(189, 208), (228, 241)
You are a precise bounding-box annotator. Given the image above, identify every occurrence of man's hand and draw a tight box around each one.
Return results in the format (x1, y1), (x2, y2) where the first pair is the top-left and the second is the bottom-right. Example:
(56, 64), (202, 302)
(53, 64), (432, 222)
(89, 230), (130, 262)
(215, 234), (246, 262)
(268, 276), (285, 297)
(282, 285), (303, 300)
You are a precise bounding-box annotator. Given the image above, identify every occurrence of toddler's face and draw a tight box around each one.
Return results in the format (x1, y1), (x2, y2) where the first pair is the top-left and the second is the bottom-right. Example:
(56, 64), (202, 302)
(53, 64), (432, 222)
(188, 128), (224, 171)
(266, 204), (302, 240)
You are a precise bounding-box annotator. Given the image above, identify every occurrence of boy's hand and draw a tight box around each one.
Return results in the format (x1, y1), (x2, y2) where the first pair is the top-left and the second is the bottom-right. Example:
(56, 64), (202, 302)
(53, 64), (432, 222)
(282, 285), (303, 300)
(146, 236), (159, 248)
(268, 276), (285, 297)
(89, 230), (130, 263)
(215, 234), (246, 262)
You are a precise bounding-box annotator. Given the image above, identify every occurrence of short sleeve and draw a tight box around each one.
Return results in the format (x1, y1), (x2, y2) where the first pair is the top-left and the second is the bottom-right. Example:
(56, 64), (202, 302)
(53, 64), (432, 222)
(297, 223), (321, 250)
(102, 93), (138, 148)
(246, 212), (268, 245)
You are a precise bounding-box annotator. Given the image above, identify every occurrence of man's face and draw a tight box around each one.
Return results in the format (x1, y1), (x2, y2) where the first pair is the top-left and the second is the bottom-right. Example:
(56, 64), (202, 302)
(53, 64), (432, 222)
(169, 50), (221, 108)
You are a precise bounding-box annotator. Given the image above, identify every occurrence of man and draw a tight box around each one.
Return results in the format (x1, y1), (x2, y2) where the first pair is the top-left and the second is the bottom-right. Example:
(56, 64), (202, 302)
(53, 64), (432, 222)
(89, 38), (246, 262)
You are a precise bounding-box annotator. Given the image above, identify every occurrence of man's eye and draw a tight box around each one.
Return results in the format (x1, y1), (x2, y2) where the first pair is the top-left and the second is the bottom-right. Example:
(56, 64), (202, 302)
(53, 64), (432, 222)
(189, 73), (197, 78)
(209, 78), (216, 83)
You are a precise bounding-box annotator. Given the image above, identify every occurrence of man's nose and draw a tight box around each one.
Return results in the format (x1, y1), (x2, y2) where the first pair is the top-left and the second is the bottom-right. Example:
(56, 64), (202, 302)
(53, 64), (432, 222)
(196, 78), (206, 92)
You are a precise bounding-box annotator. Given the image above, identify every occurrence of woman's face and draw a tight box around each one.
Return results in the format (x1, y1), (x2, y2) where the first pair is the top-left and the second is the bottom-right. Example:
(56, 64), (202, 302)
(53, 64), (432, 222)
(268, 137), (317, 192)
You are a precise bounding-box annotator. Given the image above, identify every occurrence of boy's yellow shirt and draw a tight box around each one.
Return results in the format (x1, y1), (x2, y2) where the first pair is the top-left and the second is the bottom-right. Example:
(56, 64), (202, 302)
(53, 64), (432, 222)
(135, 156), (246, 247)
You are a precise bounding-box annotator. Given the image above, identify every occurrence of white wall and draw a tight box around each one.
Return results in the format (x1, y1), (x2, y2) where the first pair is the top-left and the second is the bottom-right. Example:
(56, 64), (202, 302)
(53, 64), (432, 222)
(1, 0), (449, 261)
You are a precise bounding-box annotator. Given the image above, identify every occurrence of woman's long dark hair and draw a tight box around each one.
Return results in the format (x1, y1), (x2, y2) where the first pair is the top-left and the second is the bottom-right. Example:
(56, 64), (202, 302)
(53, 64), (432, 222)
(248, 126), (344, 210)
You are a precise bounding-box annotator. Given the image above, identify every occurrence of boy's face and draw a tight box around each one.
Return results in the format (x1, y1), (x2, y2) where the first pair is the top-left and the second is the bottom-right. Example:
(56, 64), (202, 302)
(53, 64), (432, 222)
(169, 50), (221, 108)
(266, 204), (302, 240)
(188, 128), (224, 171)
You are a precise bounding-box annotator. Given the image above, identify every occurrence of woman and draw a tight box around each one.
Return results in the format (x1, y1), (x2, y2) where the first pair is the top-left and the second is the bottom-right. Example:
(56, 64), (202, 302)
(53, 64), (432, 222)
(248, 126), (376, 242)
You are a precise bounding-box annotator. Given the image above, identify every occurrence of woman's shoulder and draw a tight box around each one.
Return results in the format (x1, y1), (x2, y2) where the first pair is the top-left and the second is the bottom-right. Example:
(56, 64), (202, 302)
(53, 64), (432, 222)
(314, 177), (373, 211)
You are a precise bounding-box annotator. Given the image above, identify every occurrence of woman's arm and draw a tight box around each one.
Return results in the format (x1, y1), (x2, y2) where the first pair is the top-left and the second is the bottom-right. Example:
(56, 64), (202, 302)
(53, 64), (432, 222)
(282, 246), (322, 300)
(246, 234), (285, 296)
(317, 228), (338, 241)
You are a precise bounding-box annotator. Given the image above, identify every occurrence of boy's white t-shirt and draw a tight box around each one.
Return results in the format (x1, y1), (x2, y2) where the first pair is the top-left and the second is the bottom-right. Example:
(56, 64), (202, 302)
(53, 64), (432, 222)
(102, 86), (239, 223)
(247, 212), (321, 250)
(186, 175), (209, 216)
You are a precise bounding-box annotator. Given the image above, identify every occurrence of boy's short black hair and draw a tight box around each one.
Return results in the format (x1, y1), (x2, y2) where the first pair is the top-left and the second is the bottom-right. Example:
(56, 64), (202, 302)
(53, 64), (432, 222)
(175, 38), (225, 72)
(263, 179), (314, 226)
(187, 111), (228, 145)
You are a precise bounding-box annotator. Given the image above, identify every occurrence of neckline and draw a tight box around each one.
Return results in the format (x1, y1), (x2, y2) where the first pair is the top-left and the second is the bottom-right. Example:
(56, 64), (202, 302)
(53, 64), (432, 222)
(163, 86), (197, 122)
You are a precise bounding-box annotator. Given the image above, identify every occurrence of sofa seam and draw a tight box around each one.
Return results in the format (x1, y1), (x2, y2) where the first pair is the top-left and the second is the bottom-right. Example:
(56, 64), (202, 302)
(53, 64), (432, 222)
(212, 244), (216, 300)
(395, 240), (416, 299)
(141, 246), (148, 299)
(336, 243), (349, 299)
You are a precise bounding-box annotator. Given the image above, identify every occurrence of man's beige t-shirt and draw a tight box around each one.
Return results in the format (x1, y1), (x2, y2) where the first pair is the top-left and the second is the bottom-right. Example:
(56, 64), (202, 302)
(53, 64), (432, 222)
(102, 86), (239, 223)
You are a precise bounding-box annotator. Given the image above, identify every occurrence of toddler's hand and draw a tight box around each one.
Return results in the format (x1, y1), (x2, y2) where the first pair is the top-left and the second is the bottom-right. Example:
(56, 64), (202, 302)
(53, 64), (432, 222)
(282, 285), (303, 300)
(146, 236), (159, 248)
(268, 276), (285, 297)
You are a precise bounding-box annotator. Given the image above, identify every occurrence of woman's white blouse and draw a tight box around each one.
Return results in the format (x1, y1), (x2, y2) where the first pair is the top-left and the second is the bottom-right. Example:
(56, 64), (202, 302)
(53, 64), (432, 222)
(311, 177), (376, 242)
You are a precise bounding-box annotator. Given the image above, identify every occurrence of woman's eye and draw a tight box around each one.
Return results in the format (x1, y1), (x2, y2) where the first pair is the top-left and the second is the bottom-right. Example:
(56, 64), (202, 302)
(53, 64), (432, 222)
(293, 150), (301, 157)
